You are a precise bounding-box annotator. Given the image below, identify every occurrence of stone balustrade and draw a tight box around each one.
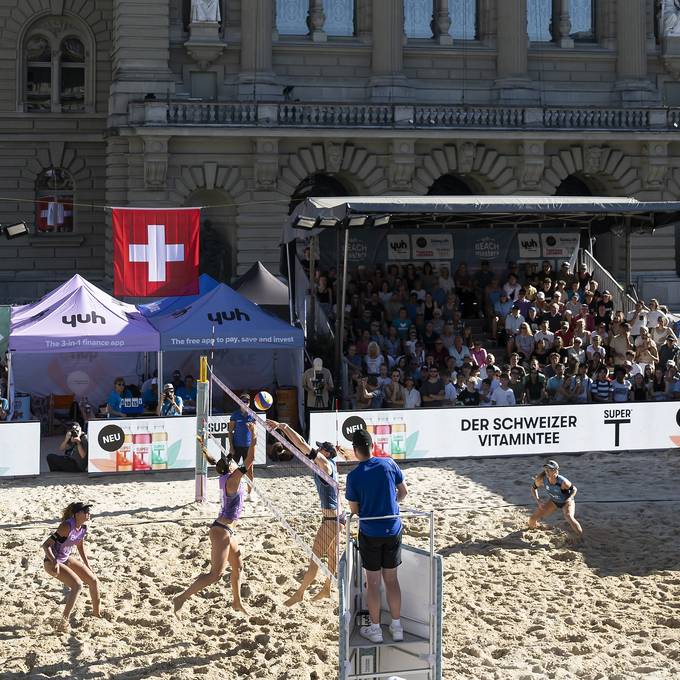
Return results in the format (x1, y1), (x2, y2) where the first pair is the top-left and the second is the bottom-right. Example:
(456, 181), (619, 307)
(129, 100), (680, 131)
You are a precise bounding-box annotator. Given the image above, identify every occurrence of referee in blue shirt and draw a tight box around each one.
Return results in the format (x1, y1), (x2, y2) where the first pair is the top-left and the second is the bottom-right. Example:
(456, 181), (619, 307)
(345, 428), (408, 645)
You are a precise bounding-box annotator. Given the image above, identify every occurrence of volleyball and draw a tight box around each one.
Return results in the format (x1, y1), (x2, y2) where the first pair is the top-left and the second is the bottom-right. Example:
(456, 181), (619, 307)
(254, 390), (274, 411)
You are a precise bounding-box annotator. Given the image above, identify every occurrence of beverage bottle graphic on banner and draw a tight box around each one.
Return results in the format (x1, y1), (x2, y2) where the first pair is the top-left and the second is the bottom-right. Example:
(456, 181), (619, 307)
(117, 426), (133, 472)
(363, 415), (408, 458)
(133, 424), (152, 471)
(151, 424), (168, 470)
(390, 416), (407, 459)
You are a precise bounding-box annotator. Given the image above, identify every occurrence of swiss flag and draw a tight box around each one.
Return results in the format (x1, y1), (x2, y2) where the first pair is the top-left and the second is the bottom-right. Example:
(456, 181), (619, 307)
(113, 208), (200, 297)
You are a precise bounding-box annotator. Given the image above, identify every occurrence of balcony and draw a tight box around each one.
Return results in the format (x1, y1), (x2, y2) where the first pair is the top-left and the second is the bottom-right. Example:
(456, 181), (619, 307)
(129, 100), (678, 131)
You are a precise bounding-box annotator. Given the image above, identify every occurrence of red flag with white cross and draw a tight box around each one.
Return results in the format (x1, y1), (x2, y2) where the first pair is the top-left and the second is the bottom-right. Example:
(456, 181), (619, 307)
(112, 208), (200, 297)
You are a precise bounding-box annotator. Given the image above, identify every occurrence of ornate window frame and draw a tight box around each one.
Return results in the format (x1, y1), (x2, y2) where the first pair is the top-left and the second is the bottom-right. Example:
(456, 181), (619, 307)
(35, 167), (76, 234)
(17, 14), (96, 113)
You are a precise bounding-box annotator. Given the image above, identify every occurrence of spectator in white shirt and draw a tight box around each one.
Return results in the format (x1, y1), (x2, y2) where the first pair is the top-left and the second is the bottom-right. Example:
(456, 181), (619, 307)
(503, 274), (521, 301)
(491, 373), (516, 406)
(627, 300), (649, 339)
(534, 320), (555, 351)
(443, 378), (458, 406)
(403, 376), (421, 409)
(567, 337), (586, 365)
(646, 299), (666, 329)
(448, 335), (471, 369)
(505, 305), (525, 356)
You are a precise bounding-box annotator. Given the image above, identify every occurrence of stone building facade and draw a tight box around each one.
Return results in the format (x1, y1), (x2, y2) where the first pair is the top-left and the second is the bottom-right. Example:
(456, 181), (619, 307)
(1, 0), (679, 304)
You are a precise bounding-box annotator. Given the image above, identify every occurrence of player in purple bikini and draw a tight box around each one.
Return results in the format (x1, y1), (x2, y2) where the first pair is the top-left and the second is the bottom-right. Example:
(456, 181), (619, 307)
(42, 502), (101, 630)
(173, 423), (256, 617)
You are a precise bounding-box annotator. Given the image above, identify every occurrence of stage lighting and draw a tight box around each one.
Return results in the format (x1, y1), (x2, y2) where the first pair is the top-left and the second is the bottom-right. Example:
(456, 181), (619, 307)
(372, 215), (391, 227)
(2, 222), (30, 240)
(347, 215), (369, 228)
(293, 215), (318, 230)
(318, 216), (340, 228)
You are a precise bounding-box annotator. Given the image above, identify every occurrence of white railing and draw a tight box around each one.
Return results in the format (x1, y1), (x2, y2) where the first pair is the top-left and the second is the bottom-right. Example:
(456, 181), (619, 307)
(131, 101), (680, 130)
(581, 249), (637, 315)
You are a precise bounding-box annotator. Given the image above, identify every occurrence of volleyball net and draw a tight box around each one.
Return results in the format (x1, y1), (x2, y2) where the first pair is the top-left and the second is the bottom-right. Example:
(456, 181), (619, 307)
(198, 366), (340, 586)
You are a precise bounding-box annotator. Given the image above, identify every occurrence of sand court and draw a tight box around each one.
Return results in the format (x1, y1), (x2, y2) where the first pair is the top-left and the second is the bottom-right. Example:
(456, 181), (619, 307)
(1, 449), (680, 679)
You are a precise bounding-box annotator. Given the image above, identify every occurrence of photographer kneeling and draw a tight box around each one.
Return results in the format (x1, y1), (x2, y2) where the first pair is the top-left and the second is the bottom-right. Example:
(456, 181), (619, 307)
(47, 422), (88, 473)
(157, 383), (184, 417)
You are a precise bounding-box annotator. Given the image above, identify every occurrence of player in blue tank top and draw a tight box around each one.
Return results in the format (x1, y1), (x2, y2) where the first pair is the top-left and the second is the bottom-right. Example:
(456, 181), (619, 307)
(173, 423), (256, 618)
(42, 501), (101, 631)
(267, 418), (342, 606)
(528, 459), (583, 540)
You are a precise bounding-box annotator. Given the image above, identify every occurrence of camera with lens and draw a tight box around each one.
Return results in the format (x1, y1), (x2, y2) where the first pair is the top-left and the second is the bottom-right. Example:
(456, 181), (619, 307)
(311, 370), (326, 396)
(69, 425), (80, 438)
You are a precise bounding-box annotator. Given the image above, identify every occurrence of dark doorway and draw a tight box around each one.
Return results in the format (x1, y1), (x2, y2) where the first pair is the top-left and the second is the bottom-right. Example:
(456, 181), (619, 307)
(427, 173), (476, 196)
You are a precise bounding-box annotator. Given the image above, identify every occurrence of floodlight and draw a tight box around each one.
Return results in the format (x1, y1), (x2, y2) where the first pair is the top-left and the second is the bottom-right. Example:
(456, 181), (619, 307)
(347, 215), (369, 228)
(3, 222), (30, 240)
(318, 217), (340, 228)
(372, 215), (392, 227)
(293, 215), (318, 230)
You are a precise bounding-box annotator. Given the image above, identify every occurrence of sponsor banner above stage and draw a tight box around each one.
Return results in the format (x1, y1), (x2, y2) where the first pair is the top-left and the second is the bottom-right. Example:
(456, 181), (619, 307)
(88, 415), (266, 474)
(309, 402), (680, 460)
(0, 421), (41, 476)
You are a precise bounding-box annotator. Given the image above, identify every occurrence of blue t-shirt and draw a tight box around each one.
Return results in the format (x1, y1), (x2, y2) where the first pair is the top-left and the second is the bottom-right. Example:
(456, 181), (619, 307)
(230, 409), (255, 447)
(177, 385), (197, 403)
(160, 394), (183, 416)
(345, 457), (404, 537)
(107, 390), (124, 417)
(391, 318), (411, 339)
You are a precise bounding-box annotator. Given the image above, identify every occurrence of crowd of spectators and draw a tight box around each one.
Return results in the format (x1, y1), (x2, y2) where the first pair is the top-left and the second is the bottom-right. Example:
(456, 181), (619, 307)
(310, 257), (680, 409)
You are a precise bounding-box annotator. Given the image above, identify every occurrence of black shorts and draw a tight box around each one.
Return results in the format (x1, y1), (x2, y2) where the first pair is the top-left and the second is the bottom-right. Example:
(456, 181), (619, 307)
(231, 446), (249, 464)
(358, 531), (402, 572)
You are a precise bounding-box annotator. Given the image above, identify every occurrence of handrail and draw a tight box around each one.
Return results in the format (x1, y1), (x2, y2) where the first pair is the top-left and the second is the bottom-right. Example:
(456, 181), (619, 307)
(581, 249), (637, 315)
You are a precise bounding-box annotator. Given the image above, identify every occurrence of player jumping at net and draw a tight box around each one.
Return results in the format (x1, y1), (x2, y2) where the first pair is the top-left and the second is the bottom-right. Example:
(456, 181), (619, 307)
(172, 423), (256, 617)
(42, 502), (102, 631)
(267, 419), (342, 606)
(528, 459), (583, 540)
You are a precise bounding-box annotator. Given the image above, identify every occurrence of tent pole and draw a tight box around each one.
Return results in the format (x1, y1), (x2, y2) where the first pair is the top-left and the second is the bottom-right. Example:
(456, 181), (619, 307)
(5, 350), (12, 417)
(308, 234), (317, 340)
(196, 355), (209, 503)
(286, 242), (294, 326)
(337, 225), (349, 409)
(625, 216), (632, 297)
(157, 351), (163, 393)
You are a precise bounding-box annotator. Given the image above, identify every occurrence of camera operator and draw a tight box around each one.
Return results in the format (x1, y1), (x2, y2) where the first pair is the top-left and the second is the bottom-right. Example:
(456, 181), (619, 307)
(47, 422), (88, 472)
(156, 383), (184, 417)
(302, 357), (334, 411)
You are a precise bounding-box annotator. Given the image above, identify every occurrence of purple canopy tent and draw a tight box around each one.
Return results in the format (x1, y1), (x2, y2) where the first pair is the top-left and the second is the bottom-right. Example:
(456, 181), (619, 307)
(8, 278), (160, 411)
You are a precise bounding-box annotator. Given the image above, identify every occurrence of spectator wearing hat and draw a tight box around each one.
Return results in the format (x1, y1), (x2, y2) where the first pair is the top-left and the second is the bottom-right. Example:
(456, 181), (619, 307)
(346, 428), (408, 644)
(659, 335), (679, 369)
(600, 290), (615, 313)
(157, 383), (183, 417)
(577, 263), (591, 289)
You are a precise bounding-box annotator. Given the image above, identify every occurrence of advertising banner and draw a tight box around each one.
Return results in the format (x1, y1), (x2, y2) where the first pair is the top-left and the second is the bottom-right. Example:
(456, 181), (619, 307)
(88, 415), (267, 473)
(411, 234), (453, 260)
(0, 422), (41, 476)
(310, 402), (680, 460)
(517, 233), (541, 260)
(386, 234), (411, 260)
(540, 233), (580, 259)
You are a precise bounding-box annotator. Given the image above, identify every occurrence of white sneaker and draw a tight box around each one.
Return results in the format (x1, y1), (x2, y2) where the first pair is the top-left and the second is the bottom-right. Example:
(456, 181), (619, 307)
(359, 624), (383, 643)
(389, 621), (404, 642)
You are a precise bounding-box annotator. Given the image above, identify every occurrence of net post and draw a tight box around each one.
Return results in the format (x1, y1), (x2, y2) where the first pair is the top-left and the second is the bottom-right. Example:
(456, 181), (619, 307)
(195, 355), (209, 502)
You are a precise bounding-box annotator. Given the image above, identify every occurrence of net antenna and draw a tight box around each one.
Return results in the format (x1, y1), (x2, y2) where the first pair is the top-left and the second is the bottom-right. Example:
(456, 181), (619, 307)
(198, 361), (340, 585)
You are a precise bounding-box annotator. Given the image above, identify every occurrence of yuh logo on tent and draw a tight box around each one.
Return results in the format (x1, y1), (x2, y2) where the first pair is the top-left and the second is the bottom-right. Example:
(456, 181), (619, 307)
(520, 237), (538, 251)
(389, 238), (408, 254)
(207, 309), (251, 324)
(62, 311), (106, 327)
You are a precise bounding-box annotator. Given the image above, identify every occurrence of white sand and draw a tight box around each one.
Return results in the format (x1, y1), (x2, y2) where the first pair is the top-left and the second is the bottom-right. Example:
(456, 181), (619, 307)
(1, 449), (680, 679)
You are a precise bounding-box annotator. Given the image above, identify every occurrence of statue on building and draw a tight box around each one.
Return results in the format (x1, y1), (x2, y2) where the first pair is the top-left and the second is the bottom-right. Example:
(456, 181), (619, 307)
(191, 0), (221, 23)
(662, 0), (680, 36)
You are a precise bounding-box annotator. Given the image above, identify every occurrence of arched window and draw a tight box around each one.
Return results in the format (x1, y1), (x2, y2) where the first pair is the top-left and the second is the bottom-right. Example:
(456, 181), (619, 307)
(289, 173), (350, 214)
(555, 174), (594, 196)
(21, 17), (93, 113)
(35, 168), (74, 233)
(427, 173), (476, 196)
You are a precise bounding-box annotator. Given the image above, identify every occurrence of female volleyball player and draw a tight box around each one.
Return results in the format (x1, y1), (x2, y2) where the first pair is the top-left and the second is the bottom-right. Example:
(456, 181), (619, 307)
(528, 459), (583, 540)
(267, 418), (341, 605)
(42, 501), (101, 630)
(172, 423), (256, 617)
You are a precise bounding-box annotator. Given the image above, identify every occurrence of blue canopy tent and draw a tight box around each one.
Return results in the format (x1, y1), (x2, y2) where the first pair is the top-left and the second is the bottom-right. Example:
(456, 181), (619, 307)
(149, 283), (304, 418)
(137, 273), (220, 318)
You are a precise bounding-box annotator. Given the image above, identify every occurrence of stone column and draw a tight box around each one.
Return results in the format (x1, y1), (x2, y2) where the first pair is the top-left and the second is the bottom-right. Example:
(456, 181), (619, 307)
(370, 0), (408, 100)
(551, 0), (574, 48)
(433, 0), (453, 45)
(308, 0), (326, 42)
(597, 0), (616, 49)
(238, 0), (279, 99)
(615, 0), (654, 104)
(356, 0), (372, 42)
(478, 0), (497, 47)
(494, 0), (535, 102)
(110, 0), (174, 126)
